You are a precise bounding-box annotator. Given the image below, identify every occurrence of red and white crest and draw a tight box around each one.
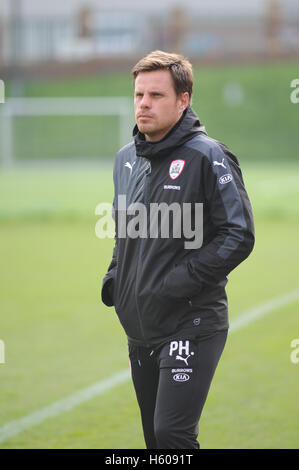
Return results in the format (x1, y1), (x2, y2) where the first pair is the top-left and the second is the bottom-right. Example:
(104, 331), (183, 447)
(169, 159), (185, 180)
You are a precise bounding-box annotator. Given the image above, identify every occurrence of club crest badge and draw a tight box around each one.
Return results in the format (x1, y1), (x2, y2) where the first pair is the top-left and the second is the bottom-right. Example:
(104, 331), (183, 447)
(169, 159), (185, 180)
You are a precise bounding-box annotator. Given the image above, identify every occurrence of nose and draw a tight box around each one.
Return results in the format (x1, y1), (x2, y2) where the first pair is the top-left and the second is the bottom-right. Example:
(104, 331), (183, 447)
(140, 93), (151, 109)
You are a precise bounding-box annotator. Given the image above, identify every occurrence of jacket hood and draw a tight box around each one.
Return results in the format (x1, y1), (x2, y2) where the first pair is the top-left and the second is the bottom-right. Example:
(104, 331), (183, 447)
(133, 105), (207, 160)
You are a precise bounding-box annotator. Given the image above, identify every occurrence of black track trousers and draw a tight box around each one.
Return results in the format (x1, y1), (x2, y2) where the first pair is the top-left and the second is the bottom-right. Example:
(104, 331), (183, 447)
(129, 330), (228, 449)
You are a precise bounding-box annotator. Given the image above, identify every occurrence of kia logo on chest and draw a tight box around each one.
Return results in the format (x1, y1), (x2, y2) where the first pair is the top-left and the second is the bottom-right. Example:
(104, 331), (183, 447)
(219, 174), (233, 185)
(169, 159), (185, 180)
(173, 373), (190, 382)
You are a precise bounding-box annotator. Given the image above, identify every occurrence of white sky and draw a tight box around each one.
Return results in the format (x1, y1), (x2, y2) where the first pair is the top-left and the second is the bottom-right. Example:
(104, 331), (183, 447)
(0, 0), (298, 21)
(0, 0), (293, 18)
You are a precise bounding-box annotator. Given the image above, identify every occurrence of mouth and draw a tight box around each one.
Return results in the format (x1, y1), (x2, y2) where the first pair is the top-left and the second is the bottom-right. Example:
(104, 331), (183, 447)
(137, 114), (153, 120)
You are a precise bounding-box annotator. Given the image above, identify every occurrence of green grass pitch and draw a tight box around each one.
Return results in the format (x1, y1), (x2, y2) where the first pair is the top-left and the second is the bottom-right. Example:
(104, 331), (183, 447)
(0, 162), (298, 449)
(4, 61), (299, 163)
(0, 60), (298, 448)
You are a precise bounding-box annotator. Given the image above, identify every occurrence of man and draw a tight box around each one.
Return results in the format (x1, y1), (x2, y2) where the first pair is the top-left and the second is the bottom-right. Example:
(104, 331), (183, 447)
(101, 50), (254, 449)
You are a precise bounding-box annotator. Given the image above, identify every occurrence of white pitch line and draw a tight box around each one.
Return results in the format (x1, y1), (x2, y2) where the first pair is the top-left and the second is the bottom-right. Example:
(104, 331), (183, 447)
(0, 369), (130, 444)
(1, 287), (299, 445)
(229, 288), (299, 333)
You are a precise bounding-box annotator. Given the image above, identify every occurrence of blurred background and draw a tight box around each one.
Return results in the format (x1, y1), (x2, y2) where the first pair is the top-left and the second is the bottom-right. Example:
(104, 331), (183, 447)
(0, 0), (298, 449)
(0, 0), (299, 164)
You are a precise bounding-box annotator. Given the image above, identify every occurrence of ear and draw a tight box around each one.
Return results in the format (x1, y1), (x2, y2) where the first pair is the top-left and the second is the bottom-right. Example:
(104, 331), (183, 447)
(178, 92), (190, 112)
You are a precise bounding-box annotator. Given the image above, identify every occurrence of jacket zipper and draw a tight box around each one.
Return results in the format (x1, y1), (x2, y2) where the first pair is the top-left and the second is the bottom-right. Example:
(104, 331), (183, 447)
(134, 160), (151, 342)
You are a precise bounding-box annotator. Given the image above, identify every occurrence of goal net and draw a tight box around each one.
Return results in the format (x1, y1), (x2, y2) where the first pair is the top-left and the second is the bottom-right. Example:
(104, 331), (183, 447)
(0, 97), (134, 167)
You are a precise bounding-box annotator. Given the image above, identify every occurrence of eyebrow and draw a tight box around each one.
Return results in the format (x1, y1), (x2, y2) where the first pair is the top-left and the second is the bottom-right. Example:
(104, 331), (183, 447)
(135, 90), (166, 95)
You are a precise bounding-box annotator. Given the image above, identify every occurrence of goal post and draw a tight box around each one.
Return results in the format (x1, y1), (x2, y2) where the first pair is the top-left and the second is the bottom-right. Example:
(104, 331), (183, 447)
(0, 97), (134, 167)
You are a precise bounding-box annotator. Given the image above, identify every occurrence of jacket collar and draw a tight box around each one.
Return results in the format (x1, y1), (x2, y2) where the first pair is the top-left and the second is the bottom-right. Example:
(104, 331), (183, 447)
(133, 105), (207, 160)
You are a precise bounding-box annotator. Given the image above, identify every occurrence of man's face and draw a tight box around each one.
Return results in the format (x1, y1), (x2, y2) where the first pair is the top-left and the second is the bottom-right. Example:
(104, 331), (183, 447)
(134, 69), (189, 142)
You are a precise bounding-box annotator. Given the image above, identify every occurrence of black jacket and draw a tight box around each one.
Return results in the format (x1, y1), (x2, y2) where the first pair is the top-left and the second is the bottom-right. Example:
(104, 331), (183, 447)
(101, 106), (254, 346)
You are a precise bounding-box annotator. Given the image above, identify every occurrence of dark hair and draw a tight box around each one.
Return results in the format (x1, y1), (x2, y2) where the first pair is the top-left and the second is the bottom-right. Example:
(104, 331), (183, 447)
(131, 50), (193, 101)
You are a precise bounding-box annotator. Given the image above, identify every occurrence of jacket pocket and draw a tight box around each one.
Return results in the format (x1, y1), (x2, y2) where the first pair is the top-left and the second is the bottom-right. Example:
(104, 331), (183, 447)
(160, 262), (199, 300)
(101, 277), (115, 307)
